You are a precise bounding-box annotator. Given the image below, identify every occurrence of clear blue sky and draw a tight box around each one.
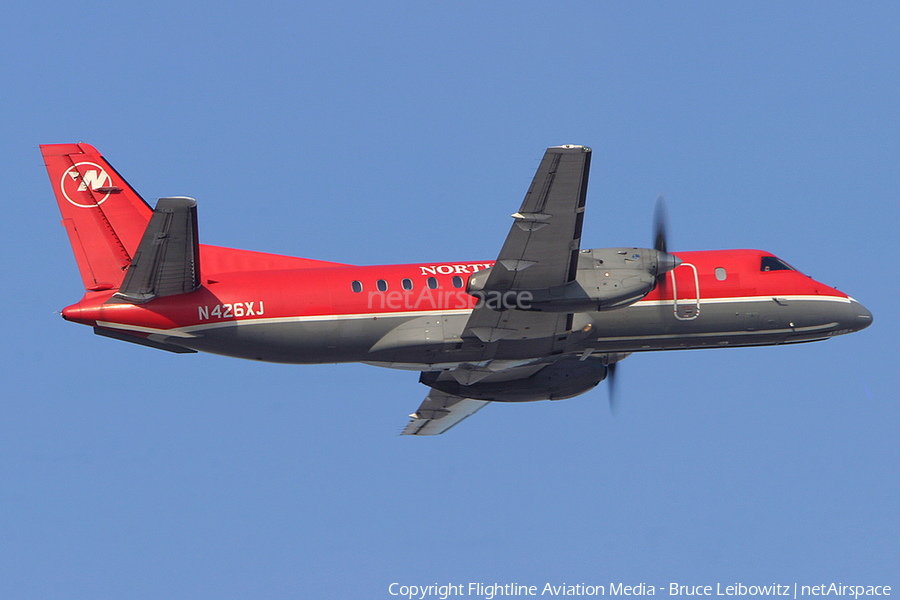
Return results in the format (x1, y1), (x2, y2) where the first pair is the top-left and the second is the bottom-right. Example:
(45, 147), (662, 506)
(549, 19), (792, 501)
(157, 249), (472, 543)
(1, 2), (896, 598)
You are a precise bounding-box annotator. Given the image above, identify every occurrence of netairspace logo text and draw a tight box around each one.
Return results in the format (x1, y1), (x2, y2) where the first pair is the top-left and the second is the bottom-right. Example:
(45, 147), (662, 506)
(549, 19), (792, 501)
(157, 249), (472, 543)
(387, 582), (892, 600)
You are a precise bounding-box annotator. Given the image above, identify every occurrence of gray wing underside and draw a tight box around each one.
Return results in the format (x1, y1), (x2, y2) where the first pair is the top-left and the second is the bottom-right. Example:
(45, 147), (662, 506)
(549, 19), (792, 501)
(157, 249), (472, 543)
(402, 391), (490, 436)
(115, 197), (201, 303)
(463, 308), (571, 345)
(462, 145), (591, 344)
(483, 144), (591, 290)
(403, 145), (593, 435)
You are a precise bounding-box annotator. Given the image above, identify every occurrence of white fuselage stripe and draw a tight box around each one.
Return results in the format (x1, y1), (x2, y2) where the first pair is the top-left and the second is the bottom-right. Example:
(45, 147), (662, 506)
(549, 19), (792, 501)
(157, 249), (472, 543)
(633, 294), (851, 307)
(97, 295), (850, 338)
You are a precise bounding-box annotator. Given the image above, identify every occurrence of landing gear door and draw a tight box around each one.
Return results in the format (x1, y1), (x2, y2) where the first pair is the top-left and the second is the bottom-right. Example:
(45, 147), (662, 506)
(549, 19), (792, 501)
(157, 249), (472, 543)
(671, 263), (700, 320)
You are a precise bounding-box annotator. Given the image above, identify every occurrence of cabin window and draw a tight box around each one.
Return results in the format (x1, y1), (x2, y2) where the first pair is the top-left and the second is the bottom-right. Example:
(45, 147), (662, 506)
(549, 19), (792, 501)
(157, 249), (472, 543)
(715, 267), (727, 281)
(760, 256), (794, 272)
(351, 280), (363, 293)
(452, 275), (464, 289)
(427, 277), (438, 289)
(402, 278), (413, 291)
(377, 279), (388, 291)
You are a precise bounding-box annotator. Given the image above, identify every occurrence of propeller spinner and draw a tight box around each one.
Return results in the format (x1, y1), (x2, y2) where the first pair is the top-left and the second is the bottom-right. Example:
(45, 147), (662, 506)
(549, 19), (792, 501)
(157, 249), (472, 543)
(605, 196), (679, 414)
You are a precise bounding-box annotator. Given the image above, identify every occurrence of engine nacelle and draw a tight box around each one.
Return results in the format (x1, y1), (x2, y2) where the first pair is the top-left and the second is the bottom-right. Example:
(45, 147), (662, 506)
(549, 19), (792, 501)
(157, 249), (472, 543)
(420, 357), (608, 402)
(468, 247), (680, 312)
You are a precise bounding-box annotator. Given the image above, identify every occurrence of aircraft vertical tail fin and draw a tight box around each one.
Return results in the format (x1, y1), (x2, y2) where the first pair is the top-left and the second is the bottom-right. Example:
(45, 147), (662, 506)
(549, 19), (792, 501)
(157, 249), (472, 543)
(41, 143), (153, 291)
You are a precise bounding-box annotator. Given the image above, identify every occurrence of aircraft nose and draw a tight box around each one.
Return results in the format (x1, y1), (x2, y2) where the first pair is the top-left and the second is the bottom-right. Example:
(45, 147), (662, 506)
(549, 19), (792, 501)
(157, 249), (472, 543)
(849, 299), (873, 332)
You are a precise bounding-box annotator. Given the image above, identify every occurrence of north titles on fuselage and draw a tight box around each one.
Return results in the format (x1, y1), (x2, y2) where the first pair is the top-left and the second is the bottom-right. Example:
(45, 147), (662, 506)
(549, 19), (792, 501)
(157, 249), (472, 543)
(418, 262), (493, 276)
(359, 262), (494, 313)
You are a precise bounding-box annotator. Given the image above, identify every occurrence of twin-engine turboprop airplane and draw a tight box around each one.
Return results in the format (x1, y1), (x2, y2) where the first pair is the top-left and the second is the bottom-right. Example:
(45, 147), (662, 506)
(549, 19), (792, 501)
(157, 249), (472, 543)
(44, 143), (872, 435)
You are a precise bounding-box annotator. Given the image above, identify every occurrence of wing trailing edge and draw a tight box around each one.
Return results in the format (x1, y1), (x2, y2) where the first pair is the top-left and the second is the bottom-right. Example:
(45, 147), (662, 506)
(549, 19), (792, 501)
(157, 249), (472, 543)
(402, 390), (489, 436)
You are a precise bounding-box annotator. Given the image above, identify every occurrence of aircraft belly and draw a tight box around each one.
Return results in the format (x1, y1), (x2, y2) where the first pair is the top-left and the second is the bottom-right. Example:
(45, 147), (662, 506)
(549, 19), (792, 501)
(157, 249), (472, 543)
(157, 297), (848, 365)
(585, 297), (845, 352)
(173, 316), (403, 364)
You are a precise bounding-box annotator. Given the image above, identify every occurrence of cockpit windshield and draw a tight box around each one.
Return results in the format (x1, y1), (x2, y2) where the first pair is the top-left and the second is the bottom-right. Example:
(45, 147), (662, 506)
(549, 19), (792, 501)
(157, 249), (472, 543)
(760, 256), (795, 272)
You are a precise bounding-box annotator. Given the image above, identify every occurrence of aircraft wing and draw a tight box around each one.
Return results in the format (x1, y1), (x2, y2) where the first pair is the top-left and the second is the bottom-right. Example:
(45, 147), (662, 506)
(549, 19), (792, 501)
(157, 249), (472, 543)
(462, 145), (591, 345)
(405, 146), (593, 435)
(482, 144), (590, 290)
(463, 308), (572, 345)
(401, 390), (489, 436)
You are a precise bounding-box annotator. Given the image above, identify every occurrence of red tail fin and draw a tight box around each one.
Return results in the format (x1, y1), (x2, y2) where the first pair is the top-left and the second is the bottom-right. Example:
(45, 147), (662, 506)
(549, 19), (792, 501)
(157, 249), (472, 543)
(42, 143), (153, 291)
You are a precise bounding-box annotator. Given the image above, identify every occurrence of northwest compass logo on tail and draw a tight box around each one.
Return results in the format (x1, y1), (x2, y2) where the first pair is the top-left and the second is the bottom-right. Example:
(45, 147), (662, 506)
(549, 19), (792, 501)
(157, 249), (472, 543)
(61, 162), (113, 207)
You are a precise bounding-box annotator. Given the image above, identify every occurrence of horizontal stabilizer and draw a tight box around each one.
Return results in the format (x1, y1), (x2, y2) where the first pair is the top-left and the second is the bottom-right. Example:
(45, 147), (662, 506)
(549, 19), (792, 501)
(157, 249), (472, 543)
(93, 327), (197, 353)
(115, 197), (201, 303)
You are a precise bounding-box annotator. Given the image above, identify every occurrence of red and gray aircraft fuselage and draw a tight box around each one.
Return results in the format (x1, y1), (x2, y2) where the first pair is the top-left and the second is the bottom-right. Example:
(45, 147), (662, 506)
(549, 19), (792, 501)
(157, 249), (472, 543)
(44, 143), (871, 434)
